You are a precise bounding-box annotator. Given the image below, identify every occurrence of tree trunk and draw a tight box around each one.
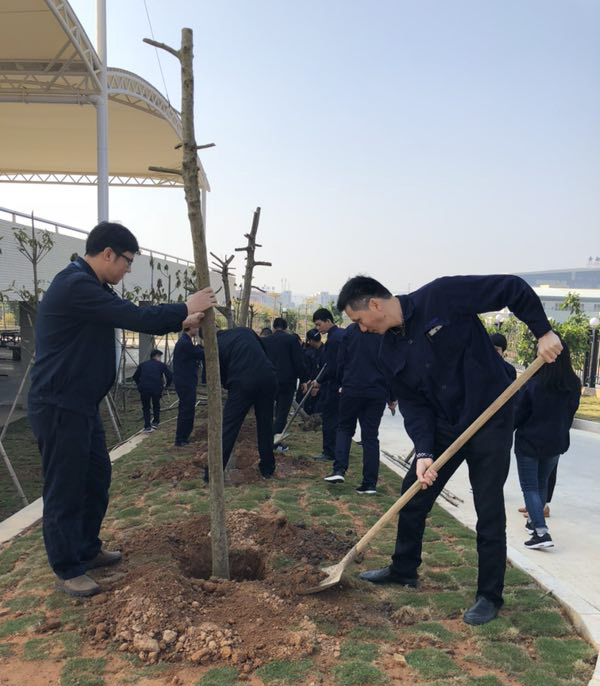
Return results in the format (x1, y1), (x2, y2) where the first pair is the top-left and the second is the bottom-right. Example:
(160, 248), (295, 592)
(179, 28), (229, 579)
(237, 208), (261, 327)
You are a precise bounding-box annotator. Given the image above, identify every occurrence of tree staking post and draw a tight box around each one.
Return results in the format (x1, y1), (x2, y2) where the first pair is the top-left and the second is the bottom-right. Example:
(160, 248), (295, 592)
(210, 252), (235, 328)
(235, 208), (272, 327)
(144, 29), (229, 579)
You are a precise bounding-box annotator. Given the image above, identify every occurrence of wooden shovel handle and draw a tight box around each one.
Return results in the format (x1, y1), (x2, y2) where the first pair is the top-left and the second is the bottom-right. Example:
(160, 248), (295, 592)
(354, 355), (545, 555)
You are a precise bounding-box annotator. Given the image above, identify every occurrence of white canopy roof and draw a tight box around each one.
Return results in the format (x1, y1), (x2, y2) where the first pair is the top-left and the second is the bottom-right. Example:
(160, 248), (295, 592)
(0, 0), (209, 189)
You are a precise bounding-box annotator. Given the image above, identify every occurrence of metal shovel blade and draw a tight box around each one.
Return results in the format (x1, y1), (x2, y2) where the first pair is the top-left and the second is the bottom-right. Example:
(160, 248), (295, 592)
(273, 431), (288, 445)
(301, 548), (358, 594)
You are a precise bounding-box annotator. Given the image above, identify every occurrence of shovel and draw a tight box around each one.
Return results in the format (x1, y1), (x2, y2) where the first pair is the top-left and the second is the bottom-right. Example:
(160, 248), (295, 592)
(273, 363), (327, 445)
(303, 355), (545, 594)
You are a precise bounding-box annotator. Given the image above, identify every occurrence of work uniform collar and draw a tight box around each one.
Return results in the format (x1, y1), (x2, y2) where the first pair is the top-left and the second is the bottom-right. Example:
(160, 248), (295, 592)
(387, 295), (414, 337)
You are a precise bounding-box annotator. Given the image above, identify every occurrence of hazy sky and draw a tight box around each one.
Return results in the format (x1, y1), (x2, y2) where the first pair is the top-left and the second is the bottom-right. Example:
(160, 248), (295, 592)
(1, 0), (598, 295)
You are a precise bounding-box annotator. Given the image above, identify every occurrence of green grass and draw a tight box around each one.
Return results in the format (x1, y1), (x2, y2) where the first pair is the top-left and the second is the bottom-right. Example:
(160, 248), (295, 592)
(576, 395), (600, 422)
(406, 648), (461, 679)
(477, 641), (531, 674)
(535, 637), (596, 678)
(333, 660), (385, 685)
(0, 642), (15, 657)
(23, 637), (52, 660)
(0, 614), (44, 638)
(254, 659), (313, 684)
(339, 640), (379, 662)
(512, 609), (571, 636)
(60, 657), (105, 686)
(413, 622), (455, 641)
(347, 625), (395, 641)
(194, 666), (239, 686)
(4, 594), (44, 612)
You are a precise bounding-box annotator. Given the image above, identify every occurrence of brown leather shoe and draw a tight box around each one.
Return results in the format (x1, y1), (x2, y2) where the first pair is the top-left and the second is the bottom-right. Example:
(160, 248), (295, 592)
(84, 549), (122, 570)
(56, 574), (100, 597)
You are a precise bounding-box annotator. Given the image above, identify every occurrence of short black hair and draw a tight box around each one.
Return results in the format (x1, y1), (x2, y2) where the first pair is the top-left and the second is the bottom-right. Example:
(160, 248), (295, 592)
(489, 333), (507, 352)
(312, 308), (333, 323)
(150, 349), (163, 358)
(260, 327), (272, 336)
(86, 221), (139, 257)
(306, 328), (321, 342)
(337, 276), (392, 312)
(273, 317), (287, 330)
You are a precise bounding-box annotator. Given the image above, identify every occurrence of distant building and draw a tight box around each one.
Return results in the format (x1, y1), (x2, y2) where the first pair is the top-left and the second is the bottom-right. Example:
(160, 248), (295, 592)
(516, 267), (600, 290)
(532, 287), (600, 323)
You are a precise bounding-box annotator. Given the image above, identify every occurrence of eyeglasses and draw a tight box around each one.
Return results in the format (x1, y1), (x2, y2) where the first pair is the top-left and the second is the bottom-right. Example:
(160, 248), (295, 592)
(116, 252), (134, 267)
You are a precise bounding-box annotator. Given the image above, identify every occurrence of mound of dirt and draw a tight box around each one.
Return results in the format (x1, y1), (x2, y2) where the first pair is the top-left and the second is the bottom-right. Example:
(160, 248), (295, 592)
(88, 510), (357, 671)
(141, 419), (314, 486)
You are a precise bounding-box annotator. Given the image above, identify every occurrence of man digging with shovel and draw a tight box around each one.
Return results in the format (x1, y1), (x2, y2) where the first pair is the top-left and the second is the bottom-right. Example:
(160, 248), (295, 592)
(336, 275), (562, 625)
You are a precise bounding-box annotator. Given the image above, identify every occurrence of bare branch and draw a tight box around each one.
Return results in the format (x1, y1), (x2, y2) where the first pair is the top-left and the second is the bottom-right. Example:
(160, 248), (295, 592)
(175, 142), (216, 150)
(251, 285), (266, 293)
(148, 165), (183, 176)
(254, 261), (272, 267)
(143, 37), (180, 59)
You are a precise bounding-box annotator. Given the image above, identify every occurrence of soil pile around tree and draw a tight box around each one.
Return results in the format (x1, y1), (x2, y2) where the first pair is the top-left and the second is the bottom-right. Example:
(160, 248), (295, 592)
(142, 419), (316, 485)
(88, 509), (377, 673)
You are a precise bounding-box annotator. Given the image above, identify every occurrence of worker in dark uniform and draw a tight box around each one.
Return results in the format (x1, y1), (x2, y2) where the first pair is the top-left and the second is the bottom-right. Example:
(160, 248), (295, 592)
(336, 274), (562, 625)
(132, 348), (173, 432)
(311, 308), (344, 461)
(28, 221), (216, 597)
(261, 317), (308, 451)
(490, 332), (517, 382)
(300, 328), (322, 414)
(202, 326), (277, 480)
(324, 323), (396, 493)
(173, 324), (204, 447)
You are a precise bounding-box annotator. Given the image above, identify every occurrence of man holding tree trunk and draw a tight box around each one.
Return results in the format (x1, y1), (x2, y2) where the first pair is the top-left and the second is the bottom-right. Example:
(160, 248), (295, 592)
(28, 222), (216, 597)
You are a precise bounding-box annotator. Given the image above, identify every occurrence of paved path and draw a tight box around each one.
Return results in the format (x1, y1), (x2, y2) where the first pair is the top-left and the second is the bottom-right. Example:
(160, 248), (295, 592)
(374, 411), (600, 683)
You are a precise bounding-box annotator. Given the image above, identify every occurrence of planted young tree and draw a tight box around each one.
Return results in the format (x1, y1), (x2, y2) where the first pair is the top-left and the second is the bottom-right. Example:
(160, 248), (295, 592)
(144, 29), (229, 579)
(210, 252), (236, 328)
(11, 215), (54, 307)
(236, 207), (272, 327)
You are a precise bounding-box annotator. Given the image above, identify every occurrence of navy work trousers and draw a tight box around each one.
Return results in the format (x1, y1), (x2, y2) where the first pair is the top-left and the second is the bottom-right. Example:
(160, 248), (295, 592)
(222, 378), (277, 476)
(321, 383), (340, 458)
(391, 408), (513, 607)
(175, 384), (196, 443)
(140, 391), (161, 429)
(29, 404), (111, 580)
(333, 394), (386, 486)
(274, 381), (296, 436)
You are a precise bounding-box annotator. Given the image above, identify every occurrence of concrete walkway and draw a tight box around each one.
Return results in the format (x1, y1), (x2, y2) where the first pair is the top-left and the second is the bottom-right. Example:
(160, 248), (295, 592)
(0, 432), (147, 545)
(375, 411), (600, 685)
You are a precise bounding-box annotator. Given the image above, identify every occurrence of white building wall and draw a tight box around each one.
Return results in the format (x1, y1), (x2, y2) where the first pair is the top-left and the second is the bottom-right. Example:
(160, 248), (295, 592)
(0, 213), (233, 306)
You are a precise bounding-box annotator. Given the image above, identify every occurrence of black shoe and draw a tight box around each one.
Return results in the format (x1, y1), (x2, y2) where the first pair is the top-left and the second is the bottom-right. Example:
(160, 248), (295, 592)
(525, 520), (535, 534)
(524, 532), (554, 549)
(324, 472), (345, 483)
(259, 469), (275, 480)
(359, 566), (418, 587)
(463, 596), (499, 625)
(356, 484), (377, 495)
(274, 443), (289, 453)
(151, 421), (159, 429)
(313, 454), (334, 461)
(174, 440), (189, 447)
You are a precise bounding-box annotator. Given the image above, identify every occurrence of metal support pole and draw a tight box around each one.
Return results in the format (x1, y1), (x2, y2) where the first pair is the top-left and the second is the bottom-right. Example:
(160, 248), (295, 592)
(590, 328), (599, 389)
(96, 0), (109, 222)
(104, 396), (122, 443)
(0, 357), (33, 443)
(0, 440), (29, 507)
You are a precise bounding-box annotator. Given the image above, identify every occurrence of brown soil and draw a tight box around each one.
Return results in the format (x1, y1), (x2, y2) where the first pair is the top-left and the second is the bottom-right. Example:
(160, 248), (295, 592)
(141, 420), (315, 485)
(87, 509), (371, 672)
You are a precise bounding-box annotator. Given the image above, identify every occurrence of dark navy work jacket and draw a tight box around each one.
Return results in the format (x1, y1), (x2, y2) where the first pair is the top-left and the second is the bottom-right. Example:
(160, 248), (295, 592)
(514, 377), (580, 459)
(304, 345), (322, 380)
(173, 333), (204, 389)
(261, 330), (307, 385)
(29, 257), (187, 416)
(319, 324), (345, 386)
(337, 324), (392, 400)
(379, 275), (551, 456)
(133, 358), (173, 395)
(217, 327), (276, 390)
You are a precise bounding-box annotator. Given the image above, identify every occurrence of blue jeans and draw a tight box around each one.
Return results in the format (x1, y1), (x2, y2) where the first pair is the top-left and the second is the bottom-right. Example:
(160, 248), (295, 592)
(515, 453), (560, 533)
